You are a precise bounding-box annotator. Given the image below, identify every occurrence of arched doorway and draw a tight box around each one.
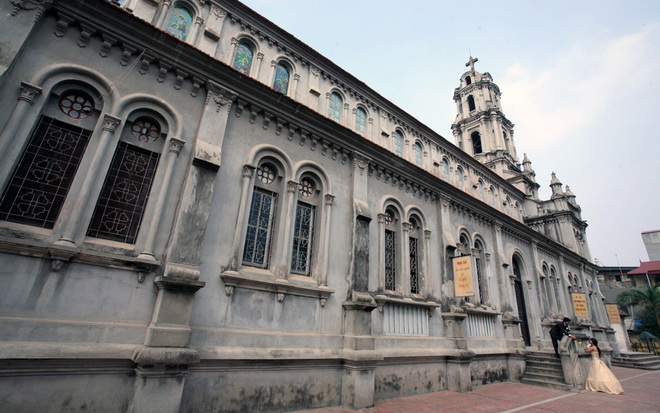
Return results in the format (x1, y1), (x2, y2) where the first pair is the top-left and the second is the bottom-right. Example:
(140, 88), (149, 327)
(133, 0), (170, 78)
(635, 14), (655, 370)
(512, 257), (531, 346)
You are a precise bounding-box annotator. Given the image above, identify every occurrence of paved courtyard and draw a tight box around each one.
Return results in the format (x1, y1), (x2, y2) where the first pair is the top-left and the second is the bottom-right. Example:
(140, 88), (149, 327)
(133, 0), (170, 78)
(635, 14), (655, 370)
(295, 367), (660, 413)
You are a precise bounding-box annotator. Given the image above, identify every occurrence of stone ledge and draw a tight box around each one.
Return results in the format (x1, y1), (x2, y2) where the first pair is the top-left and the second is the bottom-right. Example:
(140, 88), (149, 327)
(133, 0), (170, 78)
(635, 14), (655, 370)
(220, 270), (334, 303)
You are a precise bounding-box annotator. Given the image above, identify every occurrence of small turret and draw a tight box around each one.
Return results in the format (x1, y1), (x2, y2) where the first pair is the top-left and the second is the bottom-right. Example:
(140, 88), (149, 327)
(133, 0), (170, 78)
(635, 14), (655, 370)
(550, 172), (563, 199)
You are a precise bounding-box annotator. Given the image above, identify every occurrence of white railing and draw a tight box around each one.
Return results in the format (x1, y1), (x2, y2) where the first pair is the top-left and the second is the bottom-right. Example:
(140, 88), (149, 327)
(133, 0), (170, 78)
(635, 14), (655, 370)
(383, 304), (429, 336)
(465, 313), (496, 337)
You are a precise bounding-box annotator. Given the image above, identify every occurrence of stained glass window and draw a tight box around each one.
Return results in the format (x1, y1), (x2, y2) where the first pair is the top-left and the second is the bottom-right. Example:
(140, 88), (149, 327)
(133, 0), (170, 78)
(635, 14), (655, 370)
(355, 107), (367, 136)
(59, 92), (94, 119)
(394, 131), (403, 157)
(479, 180), (484, 200)
(298, 178), (314, 197)
(233, 42), (253, 75)
(242, 188), (277, 268)
(413, 142), (423, 166)
(329, 92), (342, 123)
(257, 164), (276, 185)
(273, 64), (290, 94)
(166, 6), (192, 41)
(291, 202), (315, 275)
(385, 229), (396, 291)
(0, 116), (92, 228)
(131, 118), (160, 143)
(457, 168), (464, 190)
(442, 158), (449, 181)
(87, 142), (159, 244)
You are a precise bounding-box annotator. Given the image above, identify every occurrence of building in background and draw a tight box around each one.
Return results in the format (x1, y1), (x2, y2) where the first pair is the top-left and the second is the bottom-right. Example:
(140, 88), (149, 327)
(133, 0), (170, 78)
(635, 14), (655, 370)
(0, 1), (614, 411)
(642, 230), (660, 261)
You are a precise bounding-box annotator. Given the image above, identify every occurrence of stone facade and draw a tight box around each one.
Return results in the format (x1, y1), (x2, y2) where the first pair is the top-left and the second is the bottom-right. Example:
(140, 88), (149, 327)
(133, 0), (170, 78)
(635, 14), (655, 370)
(0, 1), (615, 411)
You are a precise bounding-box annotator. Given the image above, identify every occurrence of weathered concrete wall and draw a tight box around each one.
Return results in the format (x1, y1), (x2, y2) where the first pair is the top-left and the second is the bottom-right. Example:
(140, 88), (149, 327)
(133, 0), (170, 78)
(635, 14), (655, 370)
(180, 365), (343, 412)
(0, 373), (133, 412)
(375, 361), (447, 400)
(470, 356), (509, 387)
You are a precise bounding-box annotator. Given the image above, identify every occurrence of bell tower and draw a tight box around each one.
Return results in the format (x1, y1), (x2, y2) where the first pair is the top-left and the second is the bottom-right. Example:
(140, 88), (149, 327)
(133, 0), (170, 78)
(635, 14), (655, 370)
(451, 56), (519, 175)
(451, 57), (539, 197)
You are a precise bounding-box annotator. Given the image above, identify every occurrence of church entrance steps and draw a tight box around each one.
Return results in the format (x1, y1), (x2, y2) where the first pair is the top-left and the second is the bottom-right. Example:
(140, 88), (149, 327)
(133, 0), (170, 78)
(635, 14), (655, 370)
(520, 351), (572, 391)
(612, 352), (660, 370)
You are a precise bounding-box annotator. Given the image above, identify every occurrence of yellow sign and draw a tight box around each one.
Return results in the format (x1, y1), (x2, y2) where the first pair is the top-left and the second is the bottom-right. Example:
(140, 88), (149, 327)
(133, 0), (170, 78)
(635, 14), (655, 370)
(453, 256), (474, 297)
(605, 304), (622, 324)
(572, 293), (589, 317)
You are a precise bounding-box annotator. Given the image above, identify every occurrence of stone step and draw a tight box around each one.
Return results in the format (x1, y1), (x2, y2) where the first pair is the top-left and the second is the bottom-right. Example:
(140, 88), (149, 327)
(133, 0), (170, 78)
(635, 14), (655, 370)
(525, 359), (562, 369)
(520, 376), (572, 391)
(612, 352), (660, 370)
(524, 366), (565, 379)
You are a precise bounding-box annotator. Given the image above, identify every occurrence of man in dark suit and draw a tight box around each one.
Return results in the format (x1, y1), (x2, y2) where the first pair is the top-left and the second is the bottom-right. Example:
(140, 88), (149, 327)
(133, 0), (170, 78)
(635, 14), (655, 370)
(550, 317), (576, 357)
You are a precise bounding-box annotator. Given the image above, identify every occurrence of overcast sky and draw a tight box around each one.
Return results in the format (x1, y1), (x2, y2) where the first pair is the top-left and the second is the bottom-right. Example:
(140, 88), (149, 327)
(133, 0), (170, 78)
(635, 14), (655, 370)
(240, 0), (660, 266)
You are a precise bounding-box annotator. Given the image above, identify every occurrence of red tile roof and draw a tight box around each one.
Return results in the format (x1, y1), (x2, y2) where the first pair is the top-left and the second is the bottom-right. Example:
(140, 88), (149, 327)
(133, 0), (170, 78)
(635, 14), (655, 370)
(628, 261), (660, 275)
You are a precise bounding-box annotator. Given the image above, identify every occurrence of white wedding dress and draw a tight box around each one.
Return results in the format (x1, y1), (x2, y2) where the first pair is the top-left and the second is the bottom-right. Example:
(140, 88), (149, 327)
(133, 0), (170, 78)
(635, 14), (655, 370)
(585, 350), (624, 395)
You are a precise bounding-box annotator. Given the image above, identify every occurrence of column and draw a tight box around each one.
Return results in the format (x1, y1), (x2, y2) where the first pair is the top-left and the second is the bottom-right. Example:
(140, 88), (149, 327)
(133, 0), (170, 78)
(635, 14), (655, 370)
(226, 37), (238, 66)
(0, 82), (42, 189)
(190, 16), (203, 46)
(291, 73), (300, 99)
(320, 194), (334, 287)
(276, 180), (298, 279)
(228, 165), (255, 271)
(402, 222), (412, 294)
(137, 137), (185, 260)
(377, 213), (386, 292)
(55, 114), (122, 247)
(155, 0), (172, 28)
(267, 60), (277, 87)
(254, 52), (264, 80)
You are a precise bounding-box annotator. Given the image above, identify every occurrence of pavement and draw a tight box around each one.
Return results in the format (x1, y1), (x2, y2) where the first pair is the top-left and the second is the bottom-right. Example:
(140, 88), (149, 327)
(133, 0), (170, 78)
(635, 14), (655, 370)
(294, 367), (660, 413)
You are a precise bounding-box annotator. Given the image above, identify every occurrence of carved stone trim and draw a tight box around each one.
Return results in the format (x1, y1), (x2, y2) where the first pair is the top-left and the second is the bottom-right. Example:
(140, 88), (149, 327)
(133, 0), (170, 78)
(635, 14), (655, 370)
(101, 114), (121, 133)
(18, 82), (42, 105)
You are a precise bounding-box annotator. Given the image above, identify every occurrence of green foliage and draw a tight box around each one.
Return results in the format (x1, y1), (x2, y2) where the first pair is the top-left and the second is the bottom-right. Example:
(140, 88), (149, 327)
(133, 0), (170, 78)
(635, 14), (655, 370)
(617, 283), (660, 331)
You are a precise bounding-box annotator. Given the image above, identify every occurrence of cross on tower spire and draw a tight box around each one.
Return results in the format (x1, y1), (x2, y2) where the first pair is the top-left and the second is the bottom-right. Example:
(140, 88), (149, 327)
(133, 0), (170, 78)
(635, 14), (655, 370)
(465, 55), (479, 72)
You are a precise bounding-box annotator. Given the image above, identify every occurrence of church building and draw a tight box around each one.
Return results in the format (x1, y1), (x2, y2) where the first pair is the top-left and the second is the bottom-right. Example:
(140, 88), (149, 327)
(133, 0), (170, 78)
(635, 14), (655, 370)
(0, 1), (615, 411)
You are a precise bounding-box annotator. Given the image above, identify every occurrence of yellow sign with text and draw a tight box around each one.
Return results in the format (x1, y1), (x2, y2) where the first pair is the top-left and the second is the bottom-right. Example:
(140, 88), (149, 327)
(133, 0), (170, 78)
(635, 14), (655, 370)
(572, 293), (589, 317)
(453, 256), (474, 297)
(605, 304), (621, 324)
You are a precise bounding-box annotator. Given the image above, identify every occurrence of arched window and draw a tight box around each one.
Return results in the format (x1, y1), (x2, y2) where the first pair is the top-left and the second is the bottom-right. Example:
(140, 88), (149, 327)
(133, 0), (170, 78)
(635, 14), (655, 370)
(394, 130), (404, 157)
(87, 115), (164, 244)
(408, 216), (422, 294)
(478, 180), (485, 200)
(232, 41), (254, 75)
(474, 239), (487, 304)
(166, 5), (193, 41)
(0, 88), (99, 229)
(442, 158), (449, 181)
(413, 142), (423, 166)
(242, 162), (282, 268)
(457, 167), (464, 190)
(355, 107), (367, 137)
(291, 175), (320, 276)
(272, 63), (290, 95)
(465, 76), (472, 85)
(384, 208), (398, 291)
(471, 131), (482, 154)
(329, 92), (342, 123)
(467, 95), (476, 111)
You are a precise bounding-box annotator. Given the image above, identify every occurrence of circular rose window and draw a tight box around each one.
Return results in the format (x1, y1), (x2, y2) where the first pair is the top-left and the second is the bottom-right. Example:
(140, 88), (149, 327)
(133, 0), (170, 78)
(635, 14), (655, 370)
(131, 118), (160, 143)
(58, 92), (94, 119)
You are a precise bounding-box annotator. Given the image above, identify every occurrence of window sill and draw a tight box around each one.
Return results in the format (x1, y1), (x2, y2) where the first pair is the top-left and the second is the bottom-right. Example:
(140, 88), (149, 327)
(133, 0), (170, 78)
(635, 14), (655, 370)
(0, 225), (160, 273)
(220, 270), (334, 306)
(461, 305), (501, 316)
(374, 294), (440, 314)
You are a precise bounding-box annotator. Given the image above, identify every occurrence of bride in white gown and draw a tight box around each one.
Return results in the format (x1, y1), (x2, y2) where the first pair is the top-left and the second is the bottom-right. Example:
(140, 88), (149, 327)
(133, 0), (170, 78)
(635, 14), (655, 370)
(585, 338), (624, 395)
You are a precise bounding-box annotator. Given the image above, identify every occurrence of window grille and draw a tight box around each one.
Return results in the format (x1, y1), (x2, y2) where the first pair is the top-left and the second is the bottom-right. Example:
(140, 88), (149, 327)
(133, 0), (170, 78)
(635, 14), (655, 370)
(87, 141), (159, 244)
(0, 116), (92, 229)
(242, 188), (277, 268)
